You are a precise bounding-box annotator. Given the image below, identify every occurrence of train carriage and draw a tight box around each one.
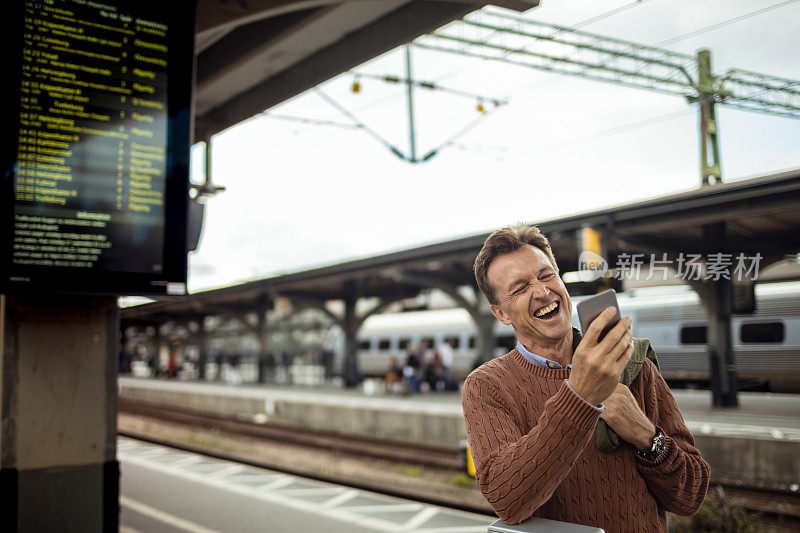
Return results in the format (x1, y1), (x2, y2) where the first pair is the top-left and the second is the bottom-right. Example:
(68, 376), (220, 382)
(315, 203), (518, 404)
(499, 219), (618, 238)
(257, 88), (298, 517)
(347, 281), (800, 392)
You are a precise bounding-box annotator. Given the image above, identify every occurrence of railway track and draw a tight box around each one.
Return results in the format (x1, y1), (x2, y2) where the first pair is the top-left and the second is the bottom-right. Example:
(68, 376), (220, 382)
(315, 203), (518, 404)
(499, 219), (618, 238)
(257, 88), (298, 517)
(119, 399), (462, 470)
(716, 484), (800, 531)
(118, 399), (488, 515)
(119, 399), (800, 528)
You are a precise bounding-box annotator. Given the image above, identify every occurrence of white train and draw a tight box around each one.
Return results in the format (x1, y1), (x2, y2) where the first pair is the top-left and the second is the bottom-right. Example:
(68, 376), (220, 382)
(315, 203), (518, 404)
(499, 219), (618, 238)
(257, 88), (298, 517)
(350, 281), (800, 392)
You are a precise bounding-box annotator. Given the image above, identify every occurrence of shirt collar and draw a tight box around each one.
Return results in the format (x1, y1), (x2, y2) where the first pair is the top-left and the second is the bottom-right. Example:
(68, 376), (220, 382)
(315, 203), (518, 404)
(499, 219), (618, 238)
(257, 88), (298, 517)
(515, 339), (571, 369)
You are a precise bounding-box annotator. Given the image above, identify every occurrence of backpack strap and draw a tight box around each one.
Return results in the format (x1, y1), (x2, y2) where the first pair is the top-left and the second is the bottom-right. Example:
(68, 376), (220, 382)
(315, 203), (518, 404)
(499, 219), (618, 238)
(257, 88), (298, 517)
(595, 337), (660, 452)
(569, 328), (662, 452)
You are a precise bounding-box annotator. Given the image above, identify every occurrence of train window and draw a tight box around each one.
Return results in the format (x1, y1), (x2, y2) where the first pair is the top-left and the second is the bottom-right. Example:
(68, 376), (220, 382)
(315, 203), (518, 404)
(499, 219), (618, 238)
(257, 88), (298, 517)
(680, 326), (707, 344)
(398, 338), (410, 350)
(378, 339), (392, 350)
(358, 340), (371, 351)
(496, 335), (516, 351)
(468, 336), (476, 349)
(740, 322), (784, 343)
(444, 336), (460, 349)
(420, 337), (435, 348)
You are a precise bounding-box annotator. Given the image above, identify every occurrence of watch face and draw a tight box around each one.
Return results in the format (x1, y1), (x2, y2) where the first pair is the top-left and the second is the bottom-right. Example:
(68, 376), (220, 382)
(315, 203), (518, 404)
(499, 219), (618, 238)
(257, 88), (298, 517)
(651, 429), (666, 455)
(639, 428), (666, 460)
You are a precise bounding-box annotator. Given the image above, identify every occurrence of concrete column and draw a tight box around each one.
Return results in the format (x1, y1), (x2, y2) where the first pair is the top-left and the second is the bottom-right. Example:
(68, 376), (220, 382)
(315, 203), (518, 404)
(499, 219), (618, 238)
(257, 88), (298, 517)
(256, 305), (269, 383)
(151, 322), (162, 377)
(197, 317), (208, 381)
(0, 295), (119, 532)
(473, 313), (497, 368)
(119, 325), (130, 374)
(705, 275), (739, 407)
(703, 223), (739, 407)
(342, 287), (360, 388)
(467, 285), (497, 369)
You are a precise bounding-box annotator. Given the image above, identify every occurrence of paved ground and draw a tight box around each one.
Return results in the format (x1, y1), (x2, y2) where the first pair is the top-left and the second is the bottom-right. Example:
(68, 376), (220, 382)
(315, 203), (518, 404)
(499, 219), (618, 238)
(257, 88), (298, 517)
(119, 436), (492, 533)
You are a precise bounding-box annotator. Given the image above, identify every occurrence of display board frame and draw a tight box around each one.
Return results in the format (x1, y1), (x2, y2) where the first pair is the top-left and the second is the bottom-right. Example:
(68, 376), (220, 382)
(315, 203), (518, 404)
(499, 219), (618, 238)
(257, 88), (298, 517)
(1, 0), (196, 295)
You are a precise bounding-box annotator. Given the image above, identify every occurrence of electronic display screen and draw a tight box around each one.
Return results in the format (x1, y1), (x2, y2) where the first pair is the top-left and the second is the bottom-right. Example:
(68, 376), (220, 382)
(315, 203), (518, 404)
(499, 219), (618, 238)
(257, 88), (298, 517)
(2, 0), (195, 295)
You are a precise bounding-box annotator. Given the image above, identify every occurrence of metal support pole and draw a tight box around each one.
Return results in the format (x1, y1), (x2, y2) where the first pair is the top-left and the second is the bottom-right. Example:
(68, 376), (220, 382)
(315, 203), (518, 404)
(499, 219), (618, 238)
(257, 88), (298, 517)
(703, 222), (738, 407)
(190, 136), (224, 198)
(405, 45), (418, 163)
(256, 295), (271, 383)
(204, 137), (212, 188)
(697, 49), (722, 186)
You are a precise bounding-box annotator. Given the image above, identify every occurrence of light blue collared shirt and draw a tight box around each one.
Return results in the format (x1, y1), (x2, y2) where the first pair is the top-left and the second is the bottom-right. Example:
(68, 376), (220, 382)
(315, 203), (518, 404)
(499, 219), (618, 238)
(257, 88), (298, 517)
(516, 340), (603, 411)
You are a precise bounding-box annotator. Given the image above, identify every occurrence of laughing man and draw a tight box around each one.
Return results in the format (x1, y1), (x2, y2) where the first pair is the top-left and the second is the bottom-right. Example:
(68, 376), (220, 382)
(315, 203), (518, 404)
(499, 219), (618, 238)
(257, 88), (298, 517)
(462, 225), (709, 532)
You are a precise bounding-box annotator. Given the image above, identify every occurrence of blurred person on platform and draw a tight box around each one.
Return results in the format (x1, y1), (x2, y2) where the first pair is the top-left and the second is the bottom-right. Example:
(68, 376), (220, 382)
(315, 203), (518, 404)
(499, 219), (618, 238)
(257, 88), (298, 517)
(263, 351), (276, 383)
(424, 349), (447, 392)
(462, 225), (709, 531)
(385, 356), (403, 390)
(227, 347), (242, 386)
(214, 351), (224, 381)
(145, 349), (158, 377)
(403, 343), (422, 394)
(435, 338), (454, 390)
(167, 346), (179, 379)
(321, 349), (334, 381)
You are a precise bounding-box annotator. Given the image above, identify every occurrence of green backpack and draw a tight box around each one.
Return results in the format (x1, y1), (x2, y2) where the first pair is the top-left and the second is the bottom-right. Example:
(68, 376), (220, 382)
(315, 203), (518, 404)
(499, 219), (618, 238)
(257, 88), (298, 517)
(569, 328), (662, 453)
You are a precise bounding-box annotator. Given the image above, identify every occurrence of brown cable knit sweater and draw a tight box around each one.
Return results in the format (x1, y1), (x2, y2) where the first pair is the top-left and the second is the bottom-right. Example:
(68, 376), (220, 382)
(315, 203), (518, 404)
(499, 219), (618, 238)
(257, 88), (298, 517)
(462, 347), (710, 532)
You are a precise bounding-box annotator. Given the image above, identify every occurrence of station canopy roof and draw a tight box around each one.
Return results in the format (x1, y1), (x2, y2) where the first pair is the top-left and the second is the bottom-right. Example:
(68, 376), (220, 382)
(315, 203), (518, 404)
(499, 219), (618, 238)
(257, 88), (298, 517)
(122, 169), (800, 322)
(193, 0), (540, 140)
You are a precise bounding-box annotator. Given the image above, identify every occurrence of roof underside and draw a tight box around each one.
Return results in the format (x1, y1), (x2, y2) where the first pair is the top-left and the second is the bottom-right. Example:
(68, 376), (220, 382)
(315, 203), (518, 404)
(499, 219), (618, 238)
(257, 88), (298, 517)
(122, 169), (800, 321)
(193, 0), (540, 140)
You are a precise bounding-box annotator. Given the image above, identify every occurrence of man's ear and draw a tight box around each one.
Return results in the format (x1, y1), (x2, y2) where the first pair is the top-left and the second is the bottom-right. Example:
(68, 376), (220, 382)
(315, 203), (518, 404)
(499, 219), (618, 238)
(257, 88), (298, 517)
(490, 304), (512, 326)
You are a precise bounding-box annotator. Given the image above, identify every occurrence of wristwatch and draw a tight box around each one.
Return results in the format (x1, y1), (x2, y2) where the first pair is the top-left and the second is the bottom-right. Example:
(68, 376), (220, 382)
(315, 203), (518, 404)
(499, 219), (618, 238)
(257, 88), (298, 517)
(636, 426), (667, 461)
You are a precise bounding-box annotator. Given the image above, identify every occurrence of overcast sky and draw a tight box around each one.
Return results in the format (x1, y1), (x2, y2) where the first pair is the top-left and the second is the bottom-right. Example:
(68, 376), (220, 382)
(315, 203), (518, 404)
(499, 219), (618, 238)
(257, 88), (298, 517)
(185, 0), (800, 294)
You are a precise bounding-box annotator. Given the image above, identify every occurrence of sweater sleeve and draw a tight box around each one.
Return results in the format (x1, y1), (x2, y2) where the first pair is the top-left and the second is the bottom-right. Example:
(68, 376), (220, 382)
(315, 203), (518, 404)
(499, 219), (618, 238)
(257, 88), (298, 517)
(633, 359), (711, 516)
(462, 375), (602, 524)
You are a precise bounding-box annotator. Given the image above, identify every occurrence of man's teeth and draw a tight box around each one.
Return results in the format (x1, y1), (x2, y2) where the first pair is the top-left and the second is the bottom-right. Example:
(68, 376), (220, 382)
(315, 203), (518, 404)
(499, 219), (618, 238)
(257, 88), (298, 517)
(535, 301), (558, 317)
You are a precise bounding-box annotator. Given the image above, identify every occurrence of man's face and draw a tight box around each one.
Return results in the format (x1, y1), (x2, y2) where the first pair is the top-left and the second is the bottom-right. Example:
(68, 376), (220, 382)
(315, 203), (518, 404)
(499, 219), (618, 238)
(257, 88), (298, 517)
(486, 244), (572, 346)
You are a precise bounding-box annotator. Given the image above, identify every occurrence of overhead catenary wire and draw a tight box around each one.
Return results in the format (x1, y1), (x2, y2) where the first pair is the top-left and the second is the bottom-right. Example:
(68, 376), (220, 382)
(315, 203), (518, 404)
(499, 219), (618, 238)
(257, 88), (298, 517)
(312, 87), (406, 158)
(452, 1), (658, 68)
(338, 1), (660, 157)
(352, 72), (506, 106)
(444, 0), (800, 108)
(424, 1), (660, 104)
(570, 0), (655, 30)
(419, 5), (800, 120)
(655, 0), (800, 47)
(504, 108), (694, 162)
(261, 113), (363, 130)
(260, 1), (799, 163)
(390, 3), (663, 158)
(314, 62), (508, 162)
(262, 1), (660, 159)
(420, 100), (508, 160)
(408, 4), (695, 149)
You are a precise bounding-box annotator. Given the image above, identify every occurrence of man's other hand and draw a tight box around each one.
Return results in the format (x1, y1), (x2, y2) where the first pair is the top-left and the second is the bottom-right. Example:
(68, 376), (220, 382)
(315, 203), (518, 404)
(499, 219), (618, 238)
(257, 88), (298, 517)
(600, 383), (657, 451)
(569, 307), (633, 406)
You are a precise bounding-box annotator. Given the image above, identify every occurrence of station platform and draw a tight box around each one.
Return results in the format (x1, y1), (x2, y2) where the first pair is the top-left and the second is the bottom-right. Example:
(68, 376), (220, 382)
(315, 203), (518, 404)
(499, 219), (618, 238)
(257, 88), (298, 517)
(118, 376), (800, 488)
(120, 436), (492, 533)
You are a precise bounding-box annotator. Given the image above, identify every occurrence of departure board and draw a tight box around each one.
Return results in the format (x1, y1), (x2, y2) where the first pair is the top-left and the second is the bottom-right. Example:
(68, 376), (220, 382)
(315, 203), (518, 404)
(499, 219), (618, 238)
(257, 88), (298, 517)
(2, 0), (195, 294)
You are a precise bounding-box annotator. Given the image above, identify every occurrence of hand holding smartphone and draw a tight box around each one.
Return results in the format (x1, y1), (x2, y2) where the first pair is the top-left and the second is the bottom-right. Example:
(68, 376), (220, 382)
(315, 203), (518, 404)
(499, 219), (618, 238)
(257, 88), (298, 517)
(576, 289), (621, 342)
(571, 289), (632, 405)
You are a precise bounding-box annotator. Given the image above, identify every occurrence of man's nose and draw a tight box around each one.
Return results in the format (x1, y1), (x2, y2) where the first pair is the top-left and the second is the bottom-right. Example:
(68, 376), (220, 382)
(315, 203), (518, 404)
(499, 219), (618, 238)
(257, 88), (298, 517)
(530, 279), (549, 300)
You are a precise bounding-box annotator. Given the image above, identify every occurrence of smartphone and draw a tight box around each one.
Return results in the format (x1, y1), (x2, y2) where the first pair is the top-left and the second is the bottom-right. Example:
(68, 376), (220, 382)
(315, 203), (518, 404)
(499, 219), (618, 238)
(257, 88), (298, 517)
(576, 289), (621, 342)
